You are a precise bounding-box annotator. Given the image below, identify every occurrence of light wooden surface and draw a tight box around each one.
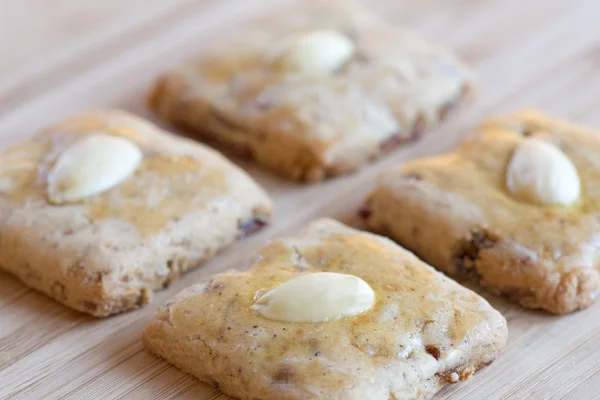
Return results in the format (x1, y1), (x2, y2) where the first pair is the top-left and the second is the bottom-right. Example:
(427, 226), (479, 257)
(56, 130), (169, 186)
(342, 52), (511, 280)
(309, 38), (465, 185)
(1, 0), (600, 399)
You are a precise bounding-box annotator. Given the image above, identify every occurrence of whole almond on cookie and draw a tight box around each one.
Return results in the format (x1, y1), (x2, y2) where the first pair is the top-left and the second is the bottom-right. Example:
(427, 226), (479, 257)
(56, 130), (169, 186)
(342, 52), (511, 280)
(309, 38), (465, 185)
(47, 133), (143, 204)
(251, 272), (375, 323)
(271, 29), (355, 74)
(506, 137), (580, 206)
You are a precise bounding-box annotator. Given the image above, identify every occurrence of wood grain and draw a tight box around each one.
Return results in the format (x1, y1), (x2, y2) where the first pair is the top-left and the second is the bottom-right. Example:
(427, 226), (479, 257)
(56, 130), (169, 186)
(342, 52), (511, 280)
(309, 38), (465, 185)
(1, 0), (600, 399)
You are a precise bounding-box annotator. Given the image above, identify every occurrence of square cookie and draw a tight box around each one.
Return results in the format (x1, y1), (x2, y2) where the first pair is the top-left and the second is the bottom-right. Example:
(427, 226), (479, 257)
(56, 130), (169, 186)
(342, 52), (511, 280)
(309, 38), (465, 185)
(361, 110), (600, 314)
(143, 219), (507, 400)
(0, 110), (273, 316)
(149, 0), (474, 182)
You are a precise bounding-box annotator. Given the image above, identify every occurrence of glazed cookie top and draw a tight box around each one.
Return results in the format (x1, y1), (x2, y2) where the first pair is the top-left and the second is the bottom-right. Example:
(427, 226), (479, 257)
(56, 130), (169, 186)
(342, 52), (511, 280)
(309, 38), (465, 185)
(0, 110), (272, 237)
(150, 0), (473, 167)
(152, 219), (506, 399)
(384, 110), (600, 274)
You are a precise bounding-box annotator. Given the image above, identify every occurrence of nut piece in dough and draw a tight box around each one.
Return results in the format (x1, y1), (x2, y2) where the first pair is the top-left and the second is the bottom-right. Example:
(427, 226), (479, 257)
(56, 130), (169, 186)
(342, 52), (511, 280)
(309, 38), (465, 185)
(506, 137), (580, 206)
(47, 133), (143, 204)
(251, 272), (375, 323)
(271, 29), (355, 74)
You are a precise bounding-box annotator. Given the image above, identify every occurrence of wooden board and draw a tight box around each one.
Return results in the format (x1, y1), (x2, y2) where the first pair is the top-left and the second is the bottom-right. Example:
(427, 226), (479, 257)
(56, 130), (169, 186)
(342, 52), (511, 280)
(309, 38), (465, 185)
(1, 0), (600, 398)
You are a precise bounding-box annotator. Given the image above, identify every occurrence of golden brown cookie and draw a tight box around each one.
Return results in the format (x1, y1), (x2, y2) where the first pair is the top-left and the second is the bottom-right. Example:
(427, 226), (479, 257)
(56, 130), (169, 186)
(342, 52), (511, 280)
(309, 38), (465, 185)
(148, 0), (474, 182)
(362, 110), (600, 314)
(143, 219), (507, 400)
(0, 110), (273, 316)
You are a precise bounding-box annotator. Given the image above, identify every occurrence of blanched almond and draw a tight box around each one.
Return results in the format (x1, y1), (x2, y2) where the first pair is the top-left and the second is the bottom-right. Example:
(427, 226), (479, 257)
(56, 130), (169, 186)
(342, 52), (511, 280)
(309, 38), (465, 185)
(506, 137), (580, 206)
(47, 133), (143, 204)
(251, 272), (375, 323)
(271, 30), (355, 74)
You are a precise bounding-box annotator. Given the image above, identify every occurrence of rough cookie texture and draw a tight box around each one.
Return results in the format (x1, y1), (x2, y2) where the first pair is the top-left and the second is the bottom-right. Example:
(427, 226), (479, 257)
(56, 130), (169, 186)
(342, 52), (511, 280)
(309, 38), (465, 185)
(143, 219), (507, 400)
(0, 110), (273, 316)
(362, 110), (600, 314)
(148, 0), (474, 182)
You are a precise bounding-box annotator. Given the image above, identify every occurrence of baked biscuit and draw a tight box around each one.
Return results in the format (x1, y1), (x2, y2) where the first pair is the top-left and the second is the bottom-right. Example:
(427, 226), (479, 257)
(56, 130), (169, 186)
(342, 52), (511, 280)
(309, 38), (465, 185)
(149, 0), (474, 182)
(0, 110), (273, 316)
(362, 110), (600, 314)
(143, 219), (507, 400)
